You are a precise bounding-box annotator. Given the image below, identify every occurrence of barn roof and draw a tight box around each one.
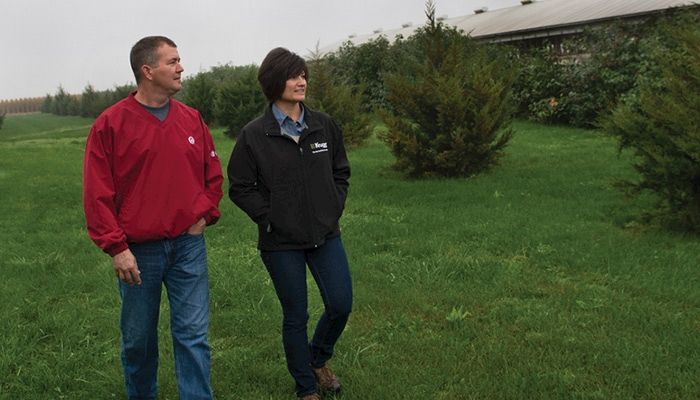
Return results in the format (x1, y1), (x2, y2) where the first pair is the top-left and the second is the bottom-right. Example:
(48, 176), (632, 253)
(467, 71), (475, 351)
(318, 0), (699, 54)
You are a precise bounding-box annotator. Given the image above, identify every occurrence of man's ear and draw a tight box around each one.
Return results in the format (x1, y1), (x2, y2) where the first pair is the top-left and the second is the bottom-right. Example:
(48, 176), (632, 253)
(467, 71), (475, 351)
(141, 64), (153, 82)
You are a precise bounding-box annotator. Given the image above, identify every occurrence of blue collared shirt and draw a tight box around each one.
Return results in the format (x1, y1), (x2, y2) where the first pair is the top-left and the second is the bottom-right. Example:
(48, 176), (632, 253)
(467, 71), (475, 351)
(271, 103), (307, 141)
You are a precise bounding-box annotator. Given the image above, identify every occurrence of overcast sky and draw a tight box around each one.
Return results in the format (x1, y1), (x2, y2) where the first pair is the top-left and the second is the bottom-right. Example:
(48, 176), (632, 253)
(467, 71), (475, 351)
(2, 0), (520, 101)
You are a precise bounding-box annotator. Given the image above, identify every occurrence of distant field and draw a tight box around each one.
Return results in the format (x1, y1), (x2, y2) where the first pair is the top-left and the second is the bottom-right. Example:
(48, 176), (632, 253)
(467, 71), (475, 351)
(0, 113), (93, 142)
(1, 113), (698, 399)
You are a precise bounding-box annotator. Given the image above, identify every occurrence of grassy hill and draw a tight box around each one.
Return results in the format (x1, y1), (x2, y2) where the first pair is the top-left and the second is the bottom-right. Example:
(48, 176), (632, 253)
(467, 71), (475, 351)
(0, 113), (93, 142)
(1, 113), (698, 399)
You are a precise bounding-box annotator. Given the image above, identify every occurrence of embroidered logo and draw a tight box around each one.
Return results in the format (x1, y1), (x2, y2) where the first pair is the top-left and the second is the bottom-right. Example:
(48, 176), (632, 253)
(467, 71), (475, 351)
(188, 136), (195, 144)
(210, 150), (217, 158)
(310, 142), (329, 154)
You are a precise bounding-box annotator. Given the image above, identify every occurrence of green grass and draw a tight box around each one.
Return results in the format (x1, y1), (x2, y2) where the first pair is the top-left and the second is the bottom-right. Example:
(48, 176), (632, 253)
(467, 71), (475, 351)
(0, 113), (93, 142)
(1, 114), (698, 399)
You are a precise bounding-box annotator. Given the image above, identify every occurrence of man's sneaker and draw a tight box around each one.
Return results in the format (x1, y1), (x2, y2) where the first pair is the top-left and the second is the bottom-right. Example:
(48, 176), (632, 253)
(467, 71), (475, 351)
(312, 364), (341, 394)
(299, 394), (321, 400)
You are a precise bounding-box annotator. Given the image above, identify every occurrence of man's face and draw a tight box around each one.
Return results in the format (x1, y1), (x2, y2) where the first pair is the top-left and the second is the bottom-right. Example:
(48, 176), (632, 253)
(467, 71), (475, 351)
(148, 44), (183, 95)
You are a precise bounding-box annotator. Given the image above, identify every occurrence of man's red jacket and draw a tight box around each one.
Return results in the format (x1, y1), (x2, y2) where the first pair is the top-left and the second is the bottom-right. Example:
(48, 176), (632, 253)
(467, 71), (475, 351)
(83, 93), (223, 256)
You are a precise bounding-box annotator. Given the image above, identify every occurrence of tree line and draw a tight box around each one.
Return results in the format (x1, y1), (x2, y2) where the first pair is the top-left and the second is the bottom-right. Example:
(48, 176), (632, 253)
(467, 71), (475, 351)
(0, 97), (44, 115)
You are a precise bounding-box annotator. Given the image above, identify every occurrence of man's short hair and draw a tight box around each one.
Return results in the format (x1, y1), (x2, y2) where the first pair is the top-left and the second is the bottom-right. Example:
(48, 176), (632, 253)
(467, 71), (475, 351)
(130, 36), (177, 83)
(257, 47), (309, 102)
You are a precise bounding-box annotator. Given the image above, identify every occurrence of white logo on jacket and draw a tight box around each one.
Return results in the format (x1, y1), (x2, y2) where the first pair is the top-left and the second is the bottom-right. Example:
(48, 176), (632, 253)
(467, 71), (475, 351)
(188, 136), (195, 144)
(310, 142), (328, 154)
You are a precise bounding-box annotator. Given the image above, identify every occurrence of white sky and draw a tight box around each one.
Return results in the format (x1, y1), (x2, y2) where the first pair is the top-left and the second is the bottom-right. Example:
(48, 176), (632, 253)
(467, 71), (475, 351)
(1, 0), (520, 100)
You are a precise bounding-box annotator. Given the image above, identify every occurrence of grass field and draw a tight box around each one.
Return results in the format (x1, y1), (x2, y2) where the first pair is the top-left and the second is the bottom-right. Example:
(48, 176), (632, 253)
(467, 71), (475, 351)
(1, 113), (698, 399)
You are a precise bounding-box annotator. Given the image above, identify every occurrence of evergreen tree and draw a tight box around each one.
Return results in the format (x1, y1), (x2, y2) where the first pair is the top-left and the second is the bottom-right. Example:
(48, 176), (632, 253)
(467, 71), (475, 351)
(306, 54), (372, 148)
(50, 86), (79, 116)
(80, 84), (102, 118)
(213, 65), (266, 138)
(181, 73), (217, 124)
(41, 94), (53, 113)
(381, 0), (516, 177)
(604, 22), (700, 231)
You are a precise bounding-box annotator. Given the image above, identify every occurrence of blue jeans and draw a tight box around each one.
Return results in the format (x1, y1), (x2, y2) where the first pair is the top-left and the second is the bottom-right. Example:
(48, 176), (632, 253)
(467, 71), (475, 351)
(261, 237), (353, 397)
(119, 233), (212, 400)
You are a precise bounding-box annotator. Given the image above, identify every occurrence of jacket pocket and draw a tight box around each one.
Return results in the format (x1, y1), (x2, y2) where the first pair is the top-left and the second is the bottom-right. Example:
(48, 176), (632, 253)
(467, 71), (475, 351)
(267, 183), (307, 244)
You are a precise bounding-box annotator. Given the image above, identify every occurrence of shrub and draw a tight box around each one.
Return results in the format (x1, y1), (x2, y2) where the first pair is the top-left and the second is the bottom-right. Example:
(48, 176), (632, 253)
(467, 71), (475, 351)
(80, 84), (103, 118)
(513, 9), (700, 127)
(380, 1), (515, 178)
(306, 55), (372, 148)
(0, 112), (5, 130)
(512, 28), (643, 127)
(50, 86), (80, 116)
(41, 95), (53, 114)
(326, 36), (392, 111)
(212, 65), (266, 138)
(180, 73), (217, 124)
(604, 22), (700, 231)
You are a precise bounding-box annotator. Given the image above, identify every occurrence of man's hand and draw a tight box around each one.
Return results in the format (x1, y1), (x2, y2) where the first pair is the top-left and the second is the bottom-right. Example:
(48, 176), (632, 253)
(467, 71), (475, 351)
(113, 249), (141, 285)
(187, 218), (207, 235)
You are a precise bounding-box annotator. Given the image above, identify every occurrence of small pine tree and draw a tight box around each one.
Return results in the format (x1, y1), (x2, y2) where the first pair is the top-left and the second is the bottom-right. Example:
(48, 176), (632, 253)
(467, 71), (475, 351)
(380, 1), (516, 177)
(50, 86), (80, 116)
(213, 65), (266, 138)
(604, 22), (700, 231)
(306, 53), (372, 148)
(80, 84), (101, 118)
(181, 73), (217, 124)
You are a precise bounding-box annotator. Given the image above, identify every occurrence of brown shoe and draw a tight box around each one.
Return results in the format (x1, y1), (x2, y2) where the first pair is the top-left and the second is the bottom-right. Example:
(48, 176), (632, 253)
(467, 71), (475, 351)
(312, 364), (341, 394)
(299, 394), (321, 400)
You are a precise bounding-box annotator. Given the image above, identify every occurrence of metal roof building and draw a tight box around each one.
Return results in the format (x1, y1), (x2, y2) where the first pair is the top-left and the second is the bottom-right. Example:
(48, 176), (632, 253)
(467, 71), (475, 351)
(318, 0), (700, 54)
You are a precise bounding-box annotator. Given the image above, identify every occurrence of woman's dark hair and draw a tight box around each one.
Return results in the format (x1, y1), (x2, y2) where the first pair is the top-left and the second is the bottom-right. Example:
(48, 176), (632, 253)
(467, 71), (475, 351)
(257, 47), (309, 102)
(130, 36), (177, 83)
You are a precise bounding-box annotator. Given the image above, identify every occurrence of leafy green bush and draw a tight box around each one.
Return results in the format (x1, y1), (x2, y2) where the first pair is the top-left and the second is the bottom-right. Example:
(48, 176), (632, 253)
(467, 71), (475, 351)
(604, 22), (700, 231)
(306, 56), (372, 148)
(325, 36), (392, 111)
(512, 23), (645, 127)
(513, 10), (699, 127)
(380, 2), (515, 178)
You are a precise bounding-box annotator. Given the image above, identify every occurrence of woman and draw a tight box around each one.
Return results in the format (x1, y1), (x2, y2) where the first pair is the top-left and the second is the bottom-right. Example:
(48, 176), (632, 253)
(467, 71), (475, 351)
(227, 47), (353, 400)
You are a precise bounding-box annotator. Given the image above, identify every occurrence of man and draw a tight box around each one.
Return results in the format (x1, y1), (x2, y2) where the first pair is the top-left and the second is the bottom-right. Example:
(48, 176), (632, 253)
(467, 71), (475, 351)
(83, 36), (223, 399)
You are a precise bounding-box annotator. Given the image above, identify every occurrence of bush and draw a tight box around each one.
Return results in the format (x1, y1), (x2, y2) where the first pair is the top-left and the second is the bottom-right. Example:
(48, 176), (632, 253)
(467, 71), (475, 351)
(380, 1), (515, 178)
(326, 37), (392, 111)
(180, 73), (217, 124)
(0, 112), (5, 130)
(604, 22), (700, 231)
(212, 65), (266, 138)
(513, 26), (643, 127)
(306, 56), (372, 148)
(513, 9), (700, 127)
(80, 84), (104, 118)
(49, 86), (80, 116)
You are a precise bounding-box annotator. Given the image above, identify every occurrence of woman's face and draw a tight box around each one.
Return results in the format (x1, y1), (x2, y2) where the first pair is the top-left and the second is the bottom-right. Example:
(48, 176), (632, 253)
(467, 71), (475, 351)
(279, 72), (306, 103)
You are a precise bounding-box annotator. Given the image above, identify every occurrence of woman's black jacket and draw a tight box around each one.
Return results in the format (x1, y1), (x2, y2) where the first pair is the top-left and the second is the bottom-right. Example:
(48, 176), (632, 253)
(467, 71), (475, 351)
(227, 104), (350, 251)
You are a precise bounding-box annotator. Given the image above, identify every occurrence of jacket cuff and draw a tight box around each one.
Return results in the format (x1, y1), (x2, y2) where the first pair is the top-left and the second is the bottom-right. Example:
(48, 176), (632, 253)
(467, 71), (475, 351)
(203, 210), (220, 225)
(106, 242), (129, 257)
